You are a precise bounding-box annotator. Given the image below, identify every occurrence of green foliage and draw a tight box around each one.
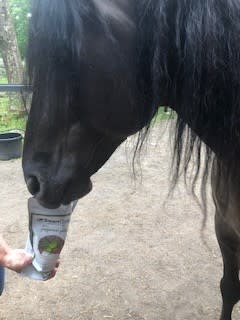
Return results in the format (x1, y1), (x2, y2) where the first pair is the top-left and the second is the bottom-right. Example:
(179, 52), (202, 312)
(0, 76), (8, 84)
(0, 75), (27, 131)
(9, 0), (30, 58)
(0, 97), (27, 131)
(0, 112), (27, 132)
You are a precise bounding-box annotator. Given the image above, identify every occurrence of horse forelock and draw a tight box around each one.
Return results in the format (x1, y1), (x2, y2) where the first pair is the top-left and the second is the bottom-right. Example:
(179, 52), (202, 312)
(27, 0), (111, 136)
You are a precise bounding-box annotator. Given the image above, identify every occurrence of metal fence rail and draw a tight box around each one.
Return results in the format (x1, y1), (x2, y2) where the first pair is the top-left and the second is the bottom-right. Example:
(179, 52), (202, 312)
(0, 85), (170, 114)
(0, 84), (31, 92)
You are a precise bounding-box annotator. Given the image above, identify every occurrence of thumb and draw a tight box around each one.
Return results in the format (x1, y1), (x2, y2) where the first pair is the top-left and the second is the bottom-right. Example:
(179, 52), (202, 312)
(23, 252), (33, 266)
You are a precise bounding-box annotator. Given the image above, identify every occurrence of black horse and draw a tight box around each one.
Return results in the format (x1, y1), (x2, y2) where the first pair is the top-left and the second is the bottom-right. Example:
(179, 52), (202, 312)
(23, 1), (240, 319)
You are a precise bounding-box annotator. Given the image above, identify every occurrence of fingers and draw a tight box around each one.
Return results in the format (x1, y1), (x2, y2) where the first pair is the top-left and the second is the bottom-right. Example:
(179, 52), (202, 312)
(23, 253), (33, 266)
(45, 269), (56, 281)
(3, 249), (33, 272)
(44, 260), (60, 281)
(15, 250), (33, 270)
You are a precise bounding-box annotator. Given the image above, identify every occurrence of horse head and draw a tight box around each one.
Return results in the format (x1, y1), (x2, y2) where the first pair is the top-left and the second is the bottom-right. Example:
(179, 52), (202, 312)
(22, 0), (155, 208)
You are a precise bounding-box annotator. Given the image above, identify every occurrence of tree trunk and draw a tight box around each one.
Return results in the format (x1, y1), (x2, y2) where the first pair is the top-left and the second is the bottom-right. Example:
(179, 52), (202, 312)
(0, 0), (25, 112)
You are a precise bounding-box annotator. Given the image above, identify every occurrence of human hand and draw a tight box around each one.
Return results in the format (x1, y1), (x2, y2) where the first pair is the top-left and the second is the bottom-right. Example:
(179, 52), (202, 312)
(44, 260), (60, 281)
(2, 249), (33, 273)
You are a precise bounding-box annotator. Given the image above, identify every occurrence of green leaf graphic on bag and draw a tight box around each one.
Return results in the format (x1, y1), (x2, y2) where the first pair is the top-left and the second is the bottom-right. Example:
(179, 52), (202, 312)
(39, 236), (65, 254)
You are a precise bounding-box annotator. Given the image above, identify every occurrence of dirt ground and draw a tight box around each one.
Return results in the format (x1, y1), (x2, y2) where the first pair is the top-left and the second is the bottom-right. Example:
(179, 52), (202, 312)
(0, 121), (239, 320)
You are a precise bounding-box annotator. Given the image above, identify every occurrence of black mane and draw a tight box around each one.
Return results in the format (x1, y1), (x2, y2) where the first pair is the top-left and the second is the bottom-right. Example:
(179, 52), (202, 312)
(138, 0), (240, 197)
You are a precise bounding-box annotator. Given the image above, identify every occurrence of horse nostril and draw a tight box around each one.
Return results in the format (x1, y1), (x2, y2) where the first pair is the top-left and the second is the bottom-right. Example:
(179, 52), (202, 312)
(27, 176), (40, 195)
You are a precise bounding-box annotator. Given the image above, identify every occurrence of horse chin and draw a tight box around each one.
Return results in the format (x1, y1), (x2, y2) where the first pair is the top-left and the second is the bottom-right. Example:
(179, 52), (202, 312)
(35, 179), (93, 209)
(62, 179), (93, 205)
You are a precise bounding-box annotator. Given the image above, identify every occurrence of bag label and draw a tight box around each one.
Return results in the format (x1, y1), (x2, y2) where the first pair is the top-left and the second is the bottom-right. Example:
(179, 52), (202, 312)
(31, 213), (71, 273)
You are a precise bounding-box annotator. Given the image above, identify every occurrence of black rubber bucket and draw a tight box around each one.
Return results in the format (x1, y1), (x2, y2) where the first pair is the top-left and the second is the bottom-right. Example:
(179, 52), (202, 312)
(0, 132), (22, 160)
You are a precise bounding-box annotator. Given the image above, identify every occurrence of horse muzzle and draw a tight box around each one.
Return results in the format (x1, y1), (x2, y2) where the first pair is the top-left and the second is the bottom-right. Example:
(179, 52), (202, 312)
(25, 173), (92, 209)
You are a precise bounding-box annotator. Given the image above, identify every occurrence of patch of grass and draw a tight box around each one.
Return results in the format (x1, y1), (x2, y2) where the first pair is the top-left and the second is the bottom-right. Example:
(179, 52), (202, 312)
(0, 95), (9, 113)
(0, 76), (7, 84)
(0, 112), (27, 132)
(0, 91), (27, 132)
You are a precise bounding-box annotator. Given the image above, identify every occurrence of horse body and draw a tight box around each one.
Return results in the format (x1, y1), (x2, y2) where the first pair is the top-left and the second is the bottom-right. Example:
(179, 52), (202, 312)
(23, 0), (240, 319)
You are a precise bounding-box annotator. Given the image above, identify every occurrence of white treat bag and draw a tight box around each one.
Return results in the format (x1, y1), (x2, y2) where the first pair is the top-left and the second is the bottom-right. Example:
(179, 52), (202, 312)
(21, 197), (77, 281)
